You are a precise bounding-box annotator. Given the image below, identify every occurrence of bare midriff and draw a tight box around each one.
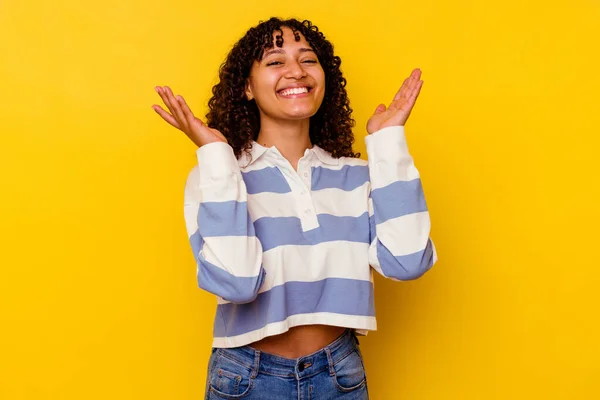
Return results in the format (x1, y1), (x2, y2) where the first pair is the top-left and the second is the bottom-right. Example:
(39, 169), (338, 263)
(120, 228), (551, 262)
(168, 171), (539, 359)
(249, 325), (347, 359)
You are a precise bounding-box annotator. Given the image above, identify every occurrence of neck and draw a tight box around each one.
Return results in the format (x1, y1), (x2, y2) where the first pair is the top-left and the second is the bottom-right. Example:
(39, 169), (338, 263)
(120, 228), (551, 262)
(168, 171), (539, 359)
(255, 117), (312, 170)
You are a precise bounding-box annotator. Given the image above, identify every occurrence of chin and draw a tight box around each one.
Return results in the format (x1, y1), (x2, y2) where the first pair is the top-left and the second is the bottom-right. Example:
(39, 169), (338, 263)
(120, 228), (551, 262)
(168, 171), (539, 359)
(285, 113), (316, 120)
(284, 107), (319, 120)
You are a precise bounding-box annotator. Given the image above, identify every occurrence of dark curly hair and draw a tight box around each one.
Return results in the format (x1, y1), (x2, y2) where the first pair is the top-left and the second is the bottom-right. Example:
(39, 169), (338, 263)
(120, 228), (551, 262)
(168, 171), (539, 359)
(206, 17), (359, 160)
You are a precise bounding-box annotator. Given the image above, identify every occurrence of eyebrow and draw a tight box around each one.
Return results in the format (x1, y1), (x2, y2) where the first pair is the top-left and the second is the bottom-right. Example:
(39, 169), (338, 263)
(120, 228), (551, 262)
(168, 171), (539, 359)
(262, 47), (315, 58)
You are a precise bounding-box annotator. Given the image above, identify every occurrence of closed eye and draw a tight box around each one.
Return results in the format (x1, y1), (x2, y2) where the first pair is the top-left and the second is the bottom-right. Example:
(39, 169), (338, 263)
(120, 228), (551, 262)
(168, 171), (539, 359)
(266, 60), (318, 66)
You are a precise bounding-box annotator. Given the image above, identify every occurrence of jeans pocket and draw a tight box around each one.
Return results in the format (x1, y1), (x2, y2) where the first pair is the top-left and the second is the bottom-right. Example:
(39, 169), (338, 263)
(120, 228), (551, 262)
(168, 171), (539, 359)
(331, 349), (367, 393)
(208, 351), (255, 399)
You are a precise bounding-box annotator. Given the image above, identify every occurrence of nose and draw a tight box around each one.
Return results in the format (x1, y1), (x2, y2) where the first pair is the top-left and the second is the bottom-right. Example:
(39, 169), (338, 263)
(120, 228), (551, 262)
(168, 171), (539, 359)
(285, 60), (307, 80)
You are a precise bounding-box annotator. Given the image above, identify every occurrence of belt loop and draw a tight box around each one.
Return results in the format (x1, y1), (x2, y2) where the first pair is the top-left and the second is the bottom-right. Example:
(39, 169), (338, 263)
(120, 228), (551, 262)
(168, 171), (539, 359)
(251, 350), (260, 379)
(324, 347), (335, 376)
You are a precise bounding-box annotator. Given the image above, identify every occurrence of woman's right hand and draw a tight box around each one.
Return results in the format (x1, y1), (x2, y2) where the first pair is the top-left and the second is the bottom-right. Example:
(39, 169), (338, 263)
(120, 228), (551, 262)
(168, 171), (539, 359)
(152, 86), (227, 147)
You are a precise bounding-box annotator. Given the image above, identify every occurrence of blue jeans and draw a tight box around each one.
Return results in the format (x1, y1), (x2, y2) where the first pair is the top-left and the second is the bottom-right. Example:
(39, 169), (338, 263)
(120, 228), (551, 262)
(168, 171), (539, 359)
(205, 329), (369, 399)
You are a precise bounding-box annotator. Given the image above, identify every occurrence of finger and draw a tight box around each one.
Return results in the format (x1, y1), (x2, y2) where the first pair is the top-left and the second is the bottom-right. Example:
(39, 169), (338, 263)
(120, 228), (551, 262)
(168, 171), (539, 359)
(177, 95), (201, 128)
(393, 78), (410, 101)
(156, 86), (173, 109)
(391, 80), (411, 110)
(402, 69), (420, 99)
(152, 104), (181, 129)
(164, 86), (188, 129)
(403, 80), (423, 111)
(393, 68), (420, 102)
(373, 103), (387, 114)
(156, 86), (178, 120)
(409, 80), (424, 103)
(391, 82), (420, 112)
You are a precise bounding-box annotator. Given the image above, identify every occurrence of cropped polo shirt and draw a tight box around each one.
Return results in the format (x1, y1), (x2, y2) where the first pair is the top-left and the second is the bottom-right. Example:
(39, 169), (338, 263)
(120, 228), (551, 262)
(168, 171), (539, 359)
(183, 126), (438, 348)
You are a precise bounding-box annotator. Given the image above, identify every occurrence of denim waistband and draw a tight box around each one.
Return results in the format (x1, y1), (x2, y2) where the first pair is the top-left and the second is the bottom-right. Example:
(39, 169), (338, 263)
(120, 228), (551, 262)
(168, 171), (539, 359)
(214, 328), (359, 379)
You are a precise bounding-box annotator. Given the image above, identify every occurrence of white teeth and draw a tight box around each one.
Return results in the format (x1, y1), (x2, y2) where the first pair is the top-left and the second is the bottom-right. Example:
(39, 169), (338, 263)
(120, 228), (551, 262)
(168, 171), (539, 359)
(279, 87), (309, 96)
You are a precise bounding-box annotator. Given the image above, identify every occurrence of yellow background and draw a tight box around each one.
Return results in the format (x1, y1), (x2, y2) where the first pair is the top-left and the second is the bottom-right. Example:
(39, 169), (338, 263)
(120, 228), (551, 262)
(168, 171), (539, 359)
(1, 0), (599, 398)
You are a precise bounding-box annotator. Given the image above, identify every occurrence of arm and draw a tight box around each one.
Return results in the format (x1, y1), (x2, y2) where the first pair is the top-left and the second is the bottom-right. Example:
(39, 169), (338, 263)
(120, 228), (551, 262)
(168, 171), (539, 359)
(366, 125), (437, 280)
(184, 143), (265, 303)
(365, 68), (438, 280)
(153, 85), (265, 303)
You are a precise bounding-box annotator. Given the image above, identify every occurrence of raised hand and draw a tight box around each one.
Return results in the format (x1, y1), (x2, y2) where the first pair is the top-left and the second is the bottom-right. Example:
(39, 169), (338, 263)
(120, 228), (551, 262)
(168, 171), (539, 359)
(366, 68), (424, 134)
(152, 86), (227, 147)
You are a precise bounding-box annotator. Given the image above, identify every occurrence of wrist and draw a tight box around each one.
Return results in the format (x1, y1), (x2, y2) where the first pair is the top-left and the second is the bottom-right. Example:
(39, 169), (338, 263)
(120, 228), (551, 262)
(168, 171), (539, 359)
(196, 142), (240, 183)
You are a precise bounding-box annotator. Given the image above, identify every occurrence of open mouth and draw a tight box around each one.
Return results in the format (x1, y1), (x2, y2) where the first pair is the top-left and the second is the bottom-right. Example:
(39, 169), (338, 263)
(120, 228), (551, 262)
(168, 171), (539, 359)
(277, 86), (312, 97)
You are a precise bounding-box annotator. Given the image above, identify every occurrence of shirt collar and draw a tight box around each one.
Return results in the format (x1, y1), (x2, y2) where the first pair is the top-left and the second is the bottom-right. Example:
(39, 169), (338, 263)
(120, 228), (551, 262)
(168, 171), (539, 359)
(241, 141), (339, 167)
(310, 144), (339, 166)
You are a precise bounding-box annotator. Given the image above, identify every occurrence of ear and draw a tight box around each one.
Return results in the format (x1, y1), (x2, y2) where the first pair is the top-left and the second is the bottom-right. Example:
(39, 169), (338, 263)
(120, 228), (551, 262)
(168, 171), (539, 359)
(245, 82), (254, 101)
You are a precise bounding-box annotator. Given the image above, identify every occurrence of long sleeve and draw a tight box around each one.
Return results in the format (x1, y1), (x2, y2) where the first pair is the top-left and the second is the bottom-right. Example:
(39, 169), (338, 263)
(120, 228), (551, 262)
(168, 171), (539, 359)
(183, 142), (265, 303)
(366, 126), (438, 281)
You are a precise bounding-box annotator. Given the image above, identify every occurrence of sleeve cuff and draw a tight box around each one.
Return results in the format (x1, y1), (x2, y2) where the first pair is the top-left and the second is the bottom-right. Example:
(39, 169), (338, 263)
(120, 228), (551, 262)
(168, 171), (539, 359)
(364, 126), (411, 163)
(195, 142), (241, 184)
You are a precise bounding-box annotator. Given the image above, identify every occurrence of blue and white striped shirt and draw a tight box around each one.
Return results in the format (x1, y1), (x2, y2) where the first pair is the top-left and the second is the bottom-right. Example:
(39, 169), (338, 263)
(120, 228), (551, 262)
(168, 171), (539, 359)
(183, 126), (438, 348)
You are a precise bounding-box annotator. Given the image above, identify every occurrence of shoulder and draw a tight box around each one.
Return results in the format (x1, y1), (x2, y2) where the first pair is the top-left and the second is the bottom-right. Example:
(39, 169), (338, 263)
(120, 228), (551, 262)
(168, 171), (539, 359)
(336, 156), (368, 168)
(312, 145), (368, 169)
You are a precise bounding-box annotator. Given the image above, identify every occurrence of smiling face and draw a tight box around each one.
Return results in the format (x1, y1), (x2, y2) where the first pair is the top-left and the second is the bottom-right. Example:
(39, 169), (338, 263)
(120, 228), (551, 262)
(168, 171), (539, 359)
(245, 27), (326, 123)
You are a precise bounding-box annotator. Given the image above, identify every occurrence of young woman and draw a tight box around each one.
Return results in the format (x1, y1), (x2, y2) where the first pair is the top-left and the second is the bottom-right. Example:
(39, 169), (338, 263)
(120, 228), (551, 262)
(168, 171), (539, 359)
(153, 17), (437, 400)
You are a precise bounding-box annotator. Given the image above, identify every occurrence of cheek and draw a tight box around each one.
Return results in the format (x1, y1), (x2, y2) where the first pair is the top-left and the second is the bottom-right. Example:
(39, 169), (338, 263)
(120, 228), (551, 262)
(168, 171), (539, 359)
(315, 70), (326, 98)
(315, 65), (326, 84)
(251, 75), (278, 102)
(316, 76), (326, 101)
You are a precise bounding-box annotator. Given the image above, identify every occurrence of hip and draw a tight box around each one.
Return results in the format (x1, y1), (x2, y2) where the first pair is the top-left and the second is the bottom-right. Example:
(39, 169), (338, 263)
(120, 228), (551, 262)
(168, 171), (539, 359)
(205, 328), (369, 399)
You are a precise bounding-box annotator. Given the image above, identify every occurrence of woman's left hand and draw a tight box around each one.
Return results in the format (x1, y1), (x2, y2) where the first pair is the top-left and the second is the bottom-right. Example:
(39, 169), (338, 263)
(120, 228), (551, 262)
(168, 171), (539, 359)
(366, 68), (424, 134)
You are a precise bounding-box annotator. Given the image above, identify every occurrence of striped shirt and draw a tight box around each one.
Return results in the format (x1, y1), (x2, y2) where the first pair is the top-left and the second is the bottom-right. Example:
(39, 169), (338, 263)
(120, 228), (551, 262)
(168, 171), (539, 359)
(183, 125), (438, 348)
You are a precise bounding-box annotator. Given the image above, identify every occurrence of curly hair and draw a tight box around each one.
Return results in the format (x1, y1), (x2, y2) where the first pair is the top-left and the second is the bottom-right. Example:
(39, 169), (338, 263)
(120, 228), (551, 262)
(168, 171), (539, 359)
(206, 17), (359, 160)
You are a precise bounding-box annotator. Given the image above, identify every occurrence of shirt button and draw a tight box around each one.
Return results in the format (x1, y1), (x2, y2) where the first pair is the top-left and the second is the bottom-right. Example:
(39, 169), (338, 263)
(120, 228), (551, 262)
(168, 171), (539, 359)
(300, 191), (306, 195)
(305, 209), (311, 214)
(303, 172), (309, 178)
